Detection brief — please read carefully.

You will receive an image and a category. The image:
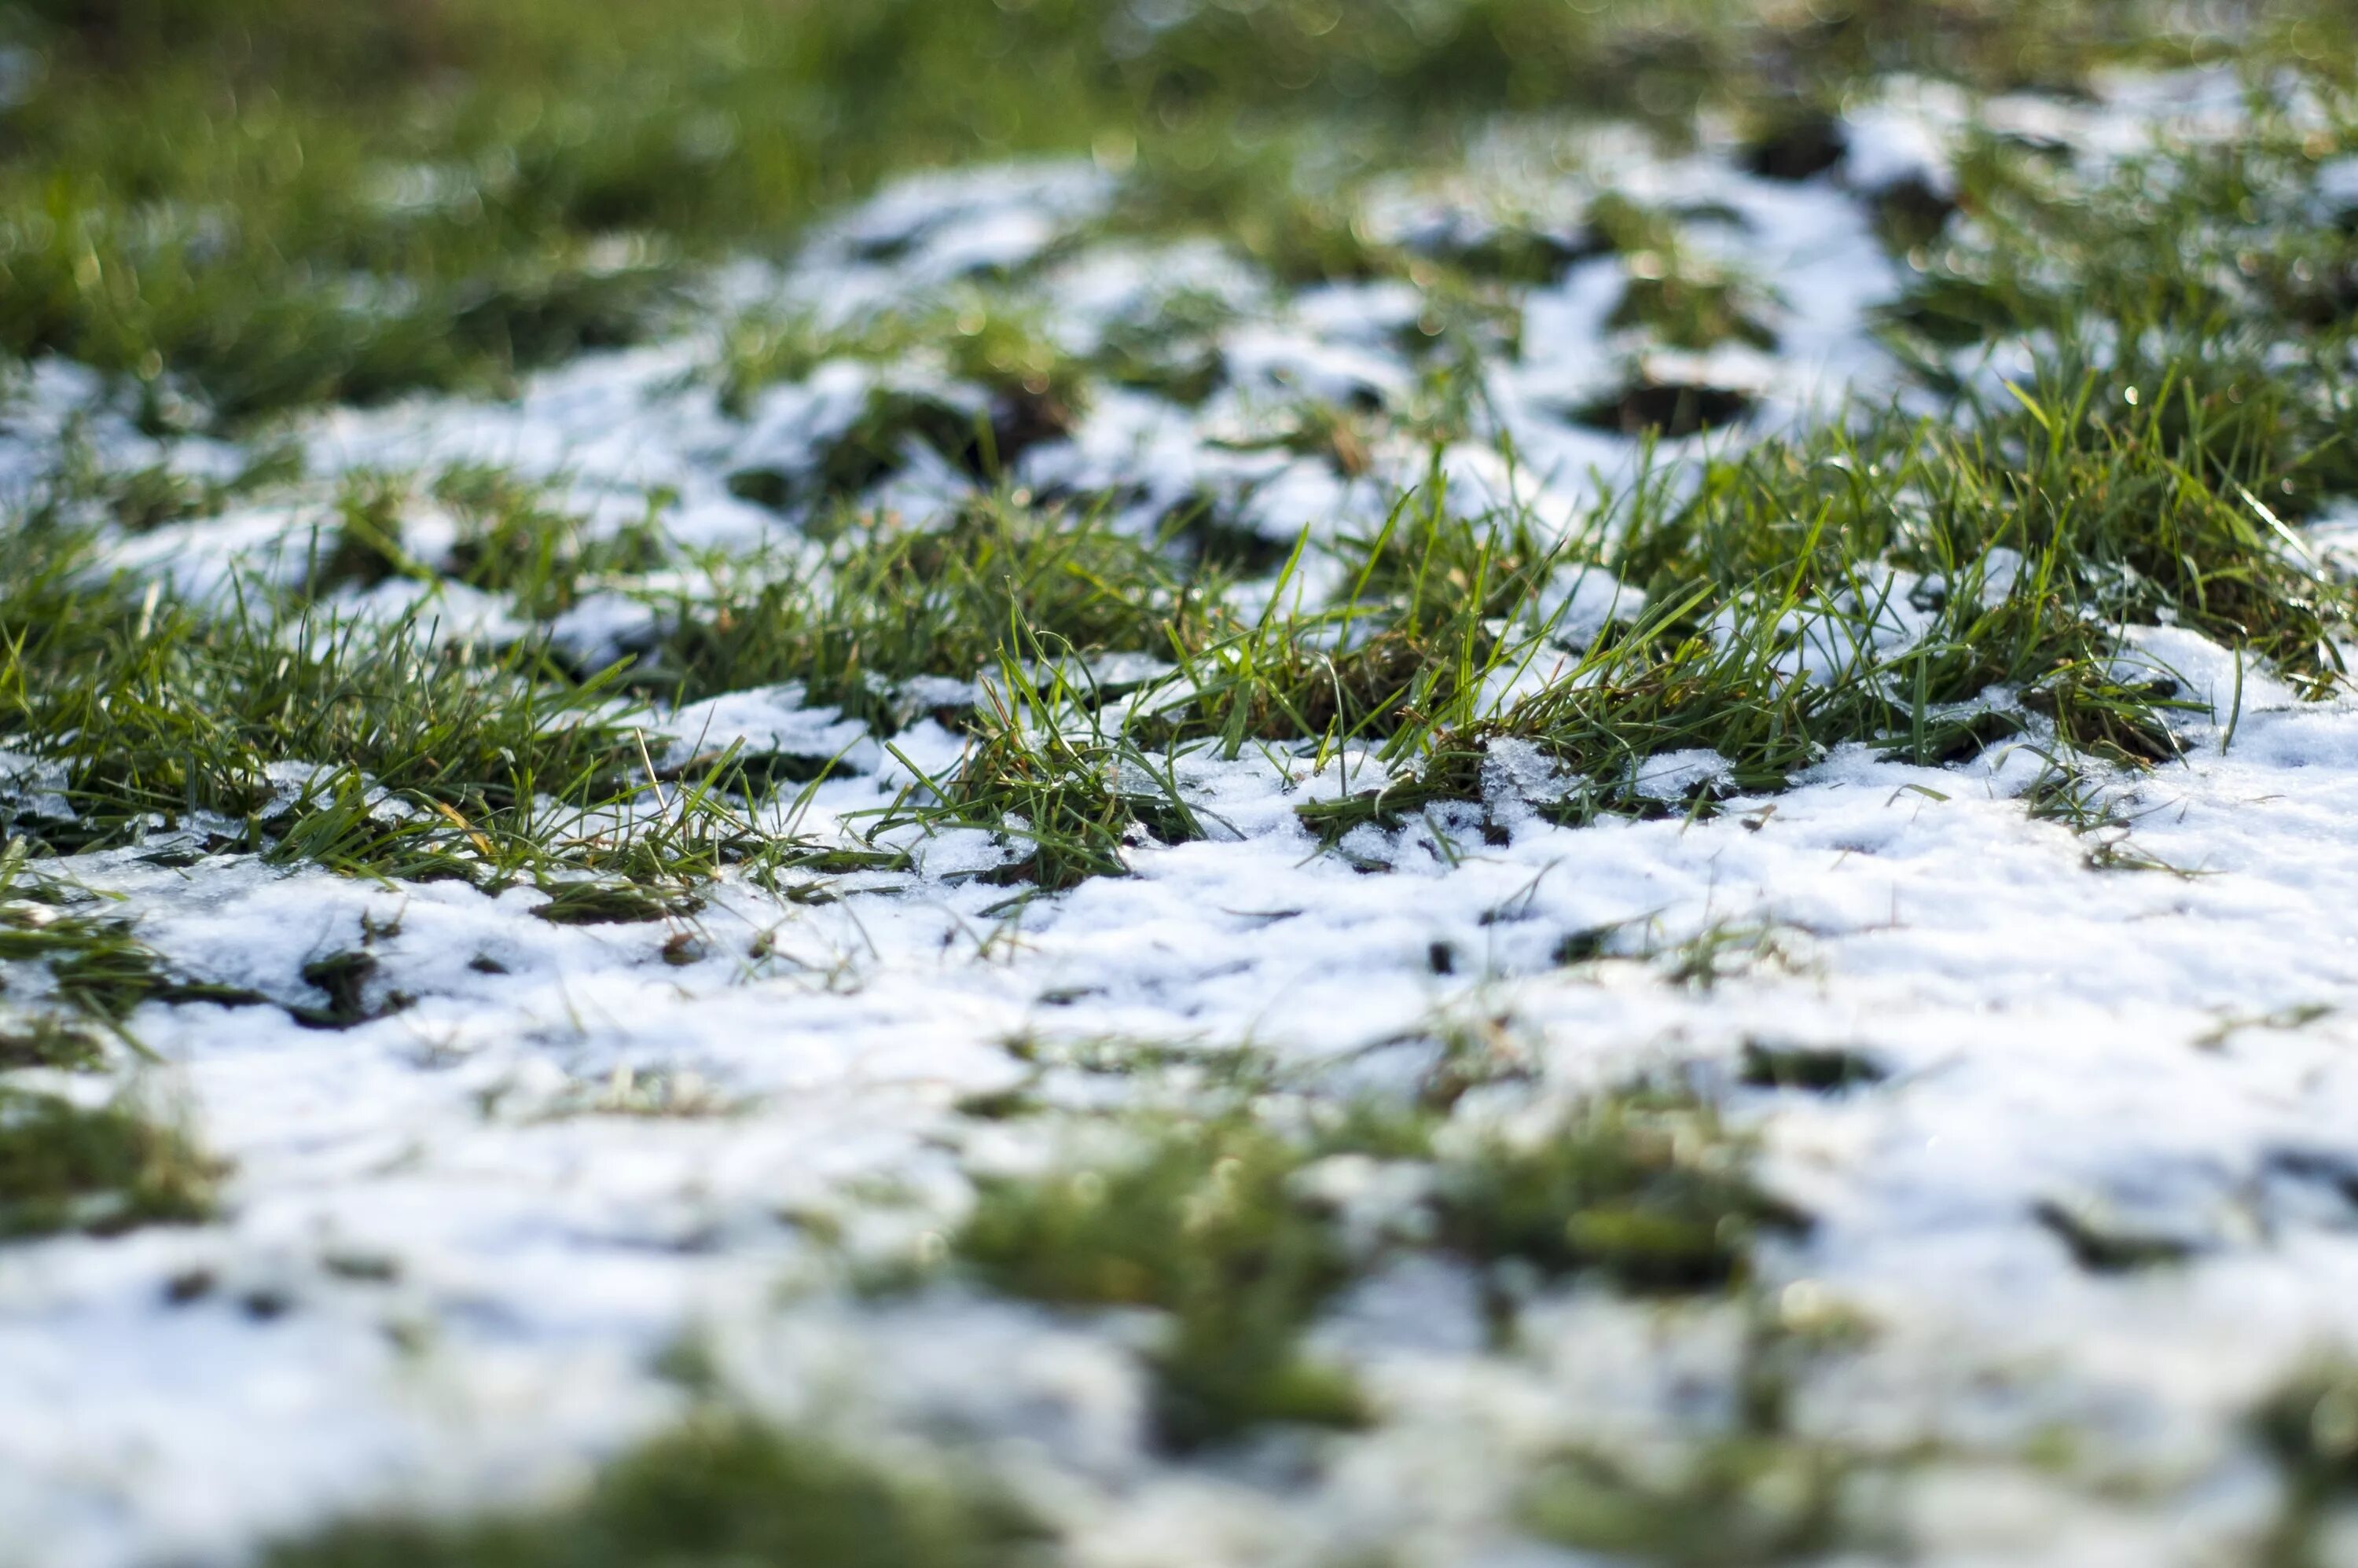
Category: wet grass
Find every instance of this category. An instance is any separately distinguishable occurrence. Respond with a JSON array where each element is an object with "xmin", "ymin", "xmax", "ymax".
[{"xmin": 266, "ymin": 1412, "xmax": 1041, "ymax": 1568}]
